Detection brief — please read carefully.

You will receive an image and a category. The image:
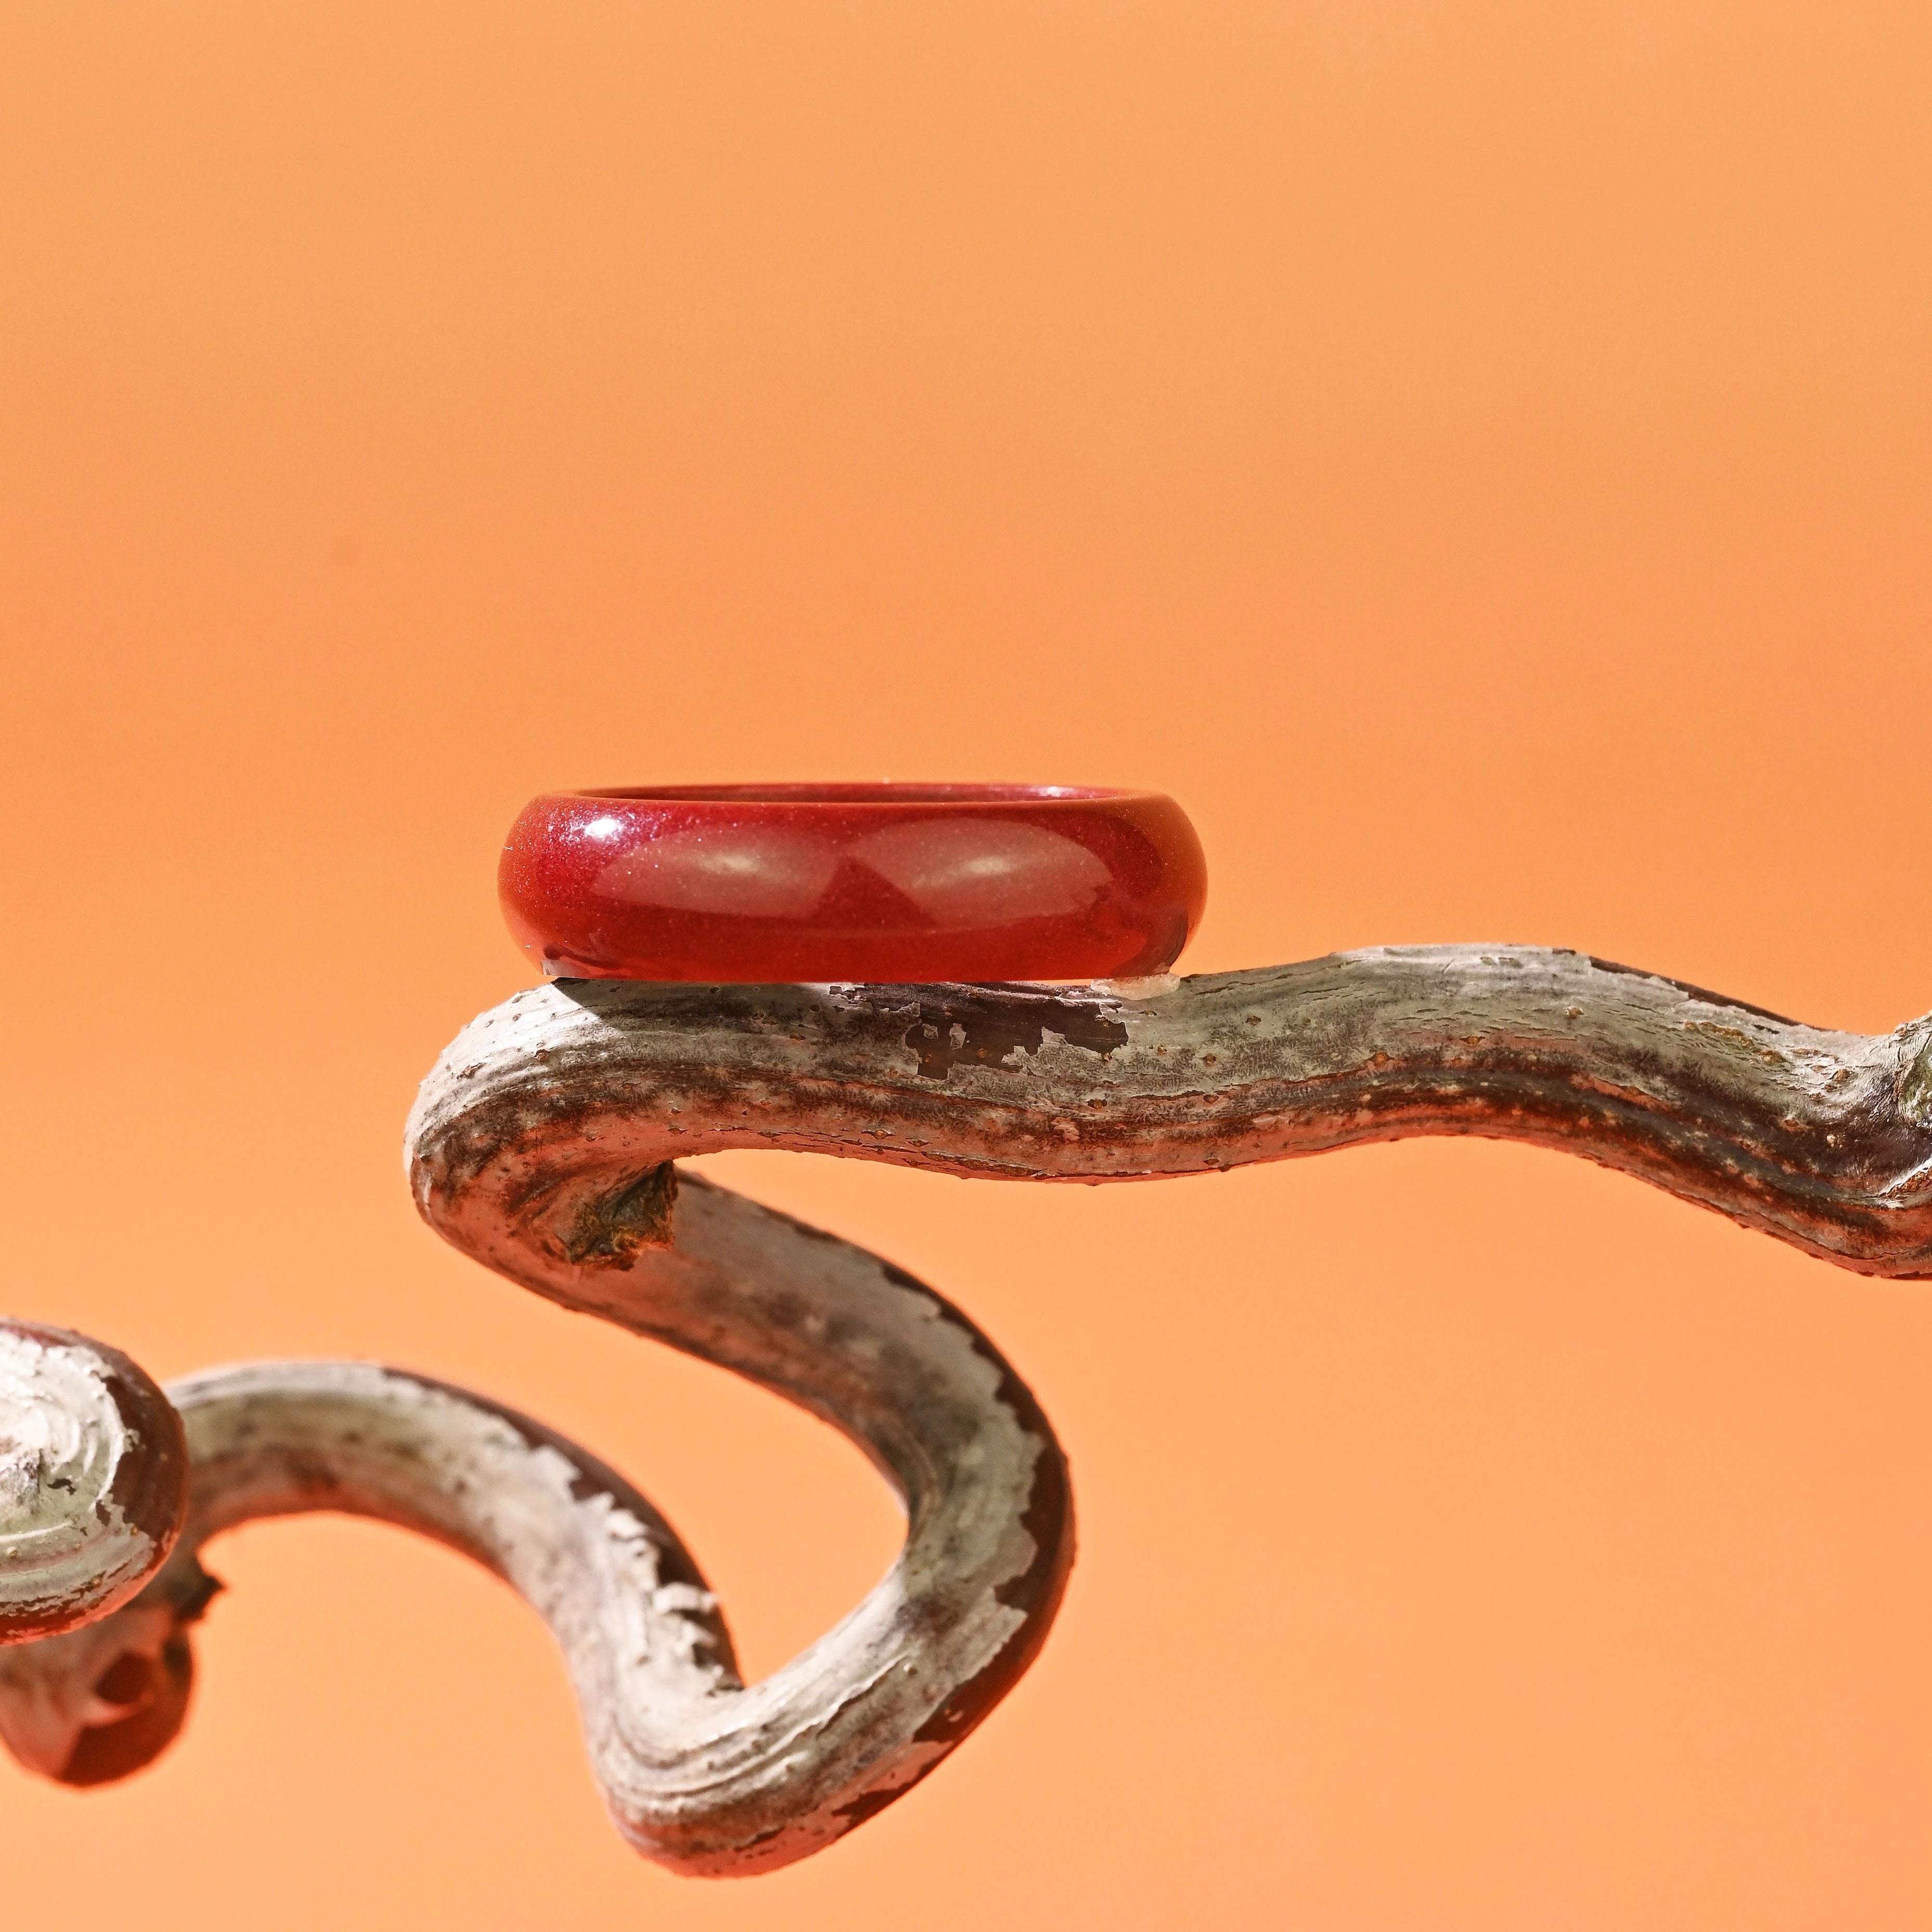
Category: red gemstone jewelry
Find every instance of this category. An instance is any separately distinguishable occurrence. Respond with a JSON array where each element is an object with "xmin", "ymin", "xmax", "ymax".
[{"xmin": 498, "ymin": 782, "xmax": 1209, "ymax": 983}]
